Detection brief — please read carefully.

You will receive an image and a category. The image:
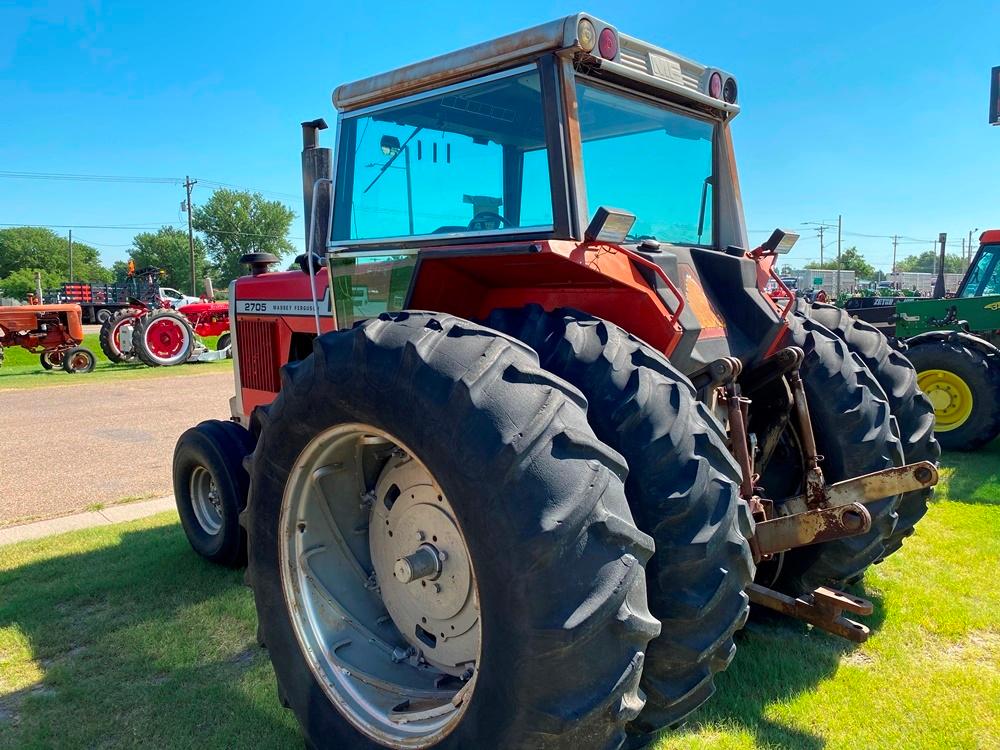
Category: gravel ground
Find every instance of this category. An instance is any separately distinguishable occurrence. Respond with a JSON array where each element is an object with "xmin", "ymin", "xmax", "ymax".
[{"xmin": 0, "ymin": 370, "xmax": 233, "ymax": 526}]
